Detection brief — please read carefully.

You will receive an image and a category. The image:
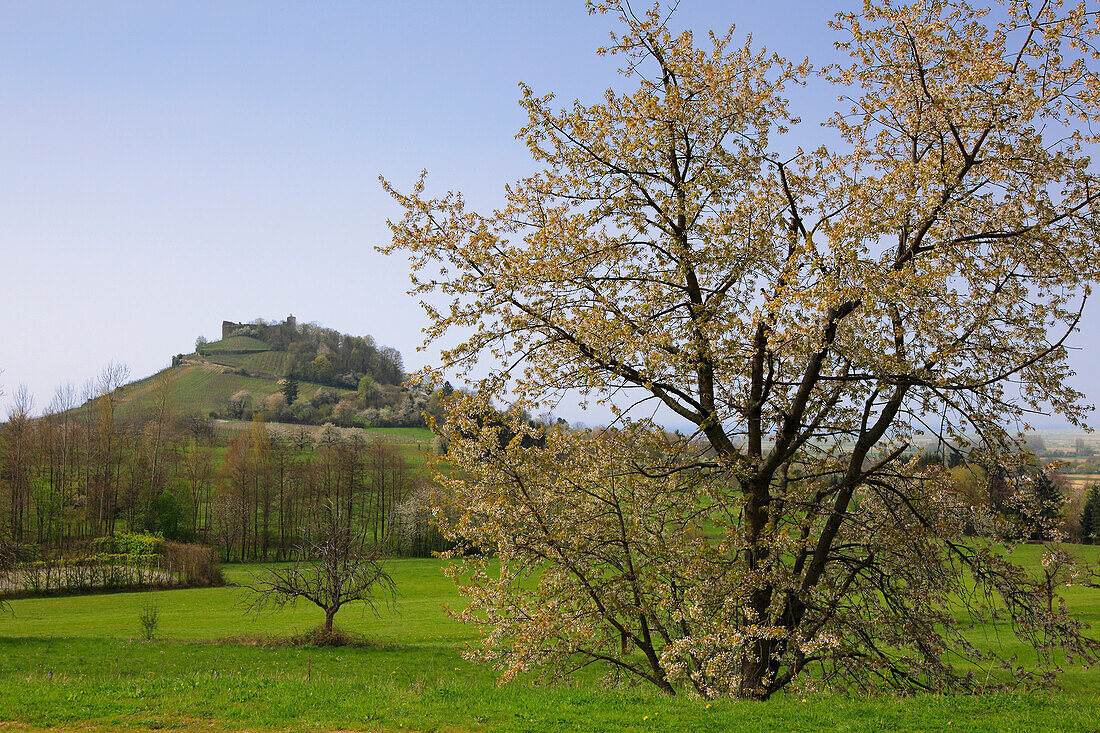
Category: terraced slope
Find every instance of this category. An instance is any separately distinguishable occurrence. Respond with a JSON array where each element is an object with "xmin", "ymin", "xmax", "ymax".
[{"xmin": 201, "ymin": 350, "xmax": 291, "ymax": 376}]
